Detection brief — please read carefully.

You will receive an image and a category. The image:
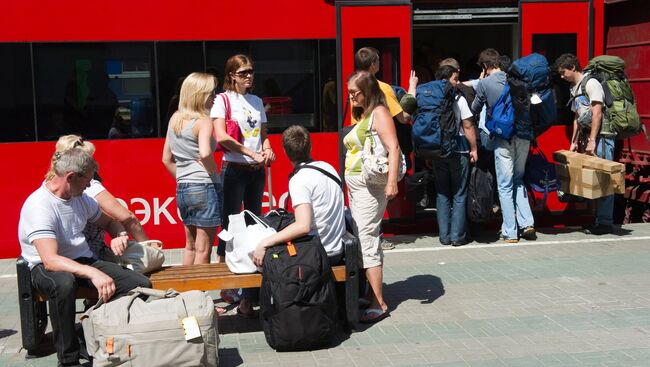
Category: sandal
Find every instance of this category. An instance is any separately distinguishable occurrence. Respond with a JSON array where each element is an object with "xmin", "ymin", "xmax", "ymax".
[
  {"xmin": 380, "ymin": 240, "xmax": 395, "ymax": 251},
  {"xmin": 360, "ymin": 308, "xmax": 390, "ymax": 324},
  {"xmin": 235, "ymin": 306, "xmax": 258, "ymax": 319}
]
